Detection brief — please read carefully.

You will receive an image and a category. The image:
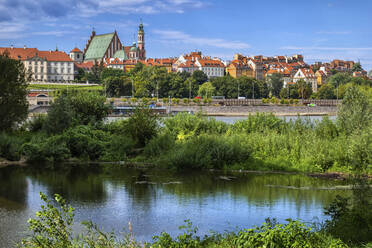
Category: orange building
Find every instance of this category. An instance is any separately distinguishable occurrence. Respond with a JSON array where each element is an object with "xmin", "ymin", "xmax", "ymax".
[{"xmin": 226, "ymin": 60, "xmax": 254, "ymax": 78}]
